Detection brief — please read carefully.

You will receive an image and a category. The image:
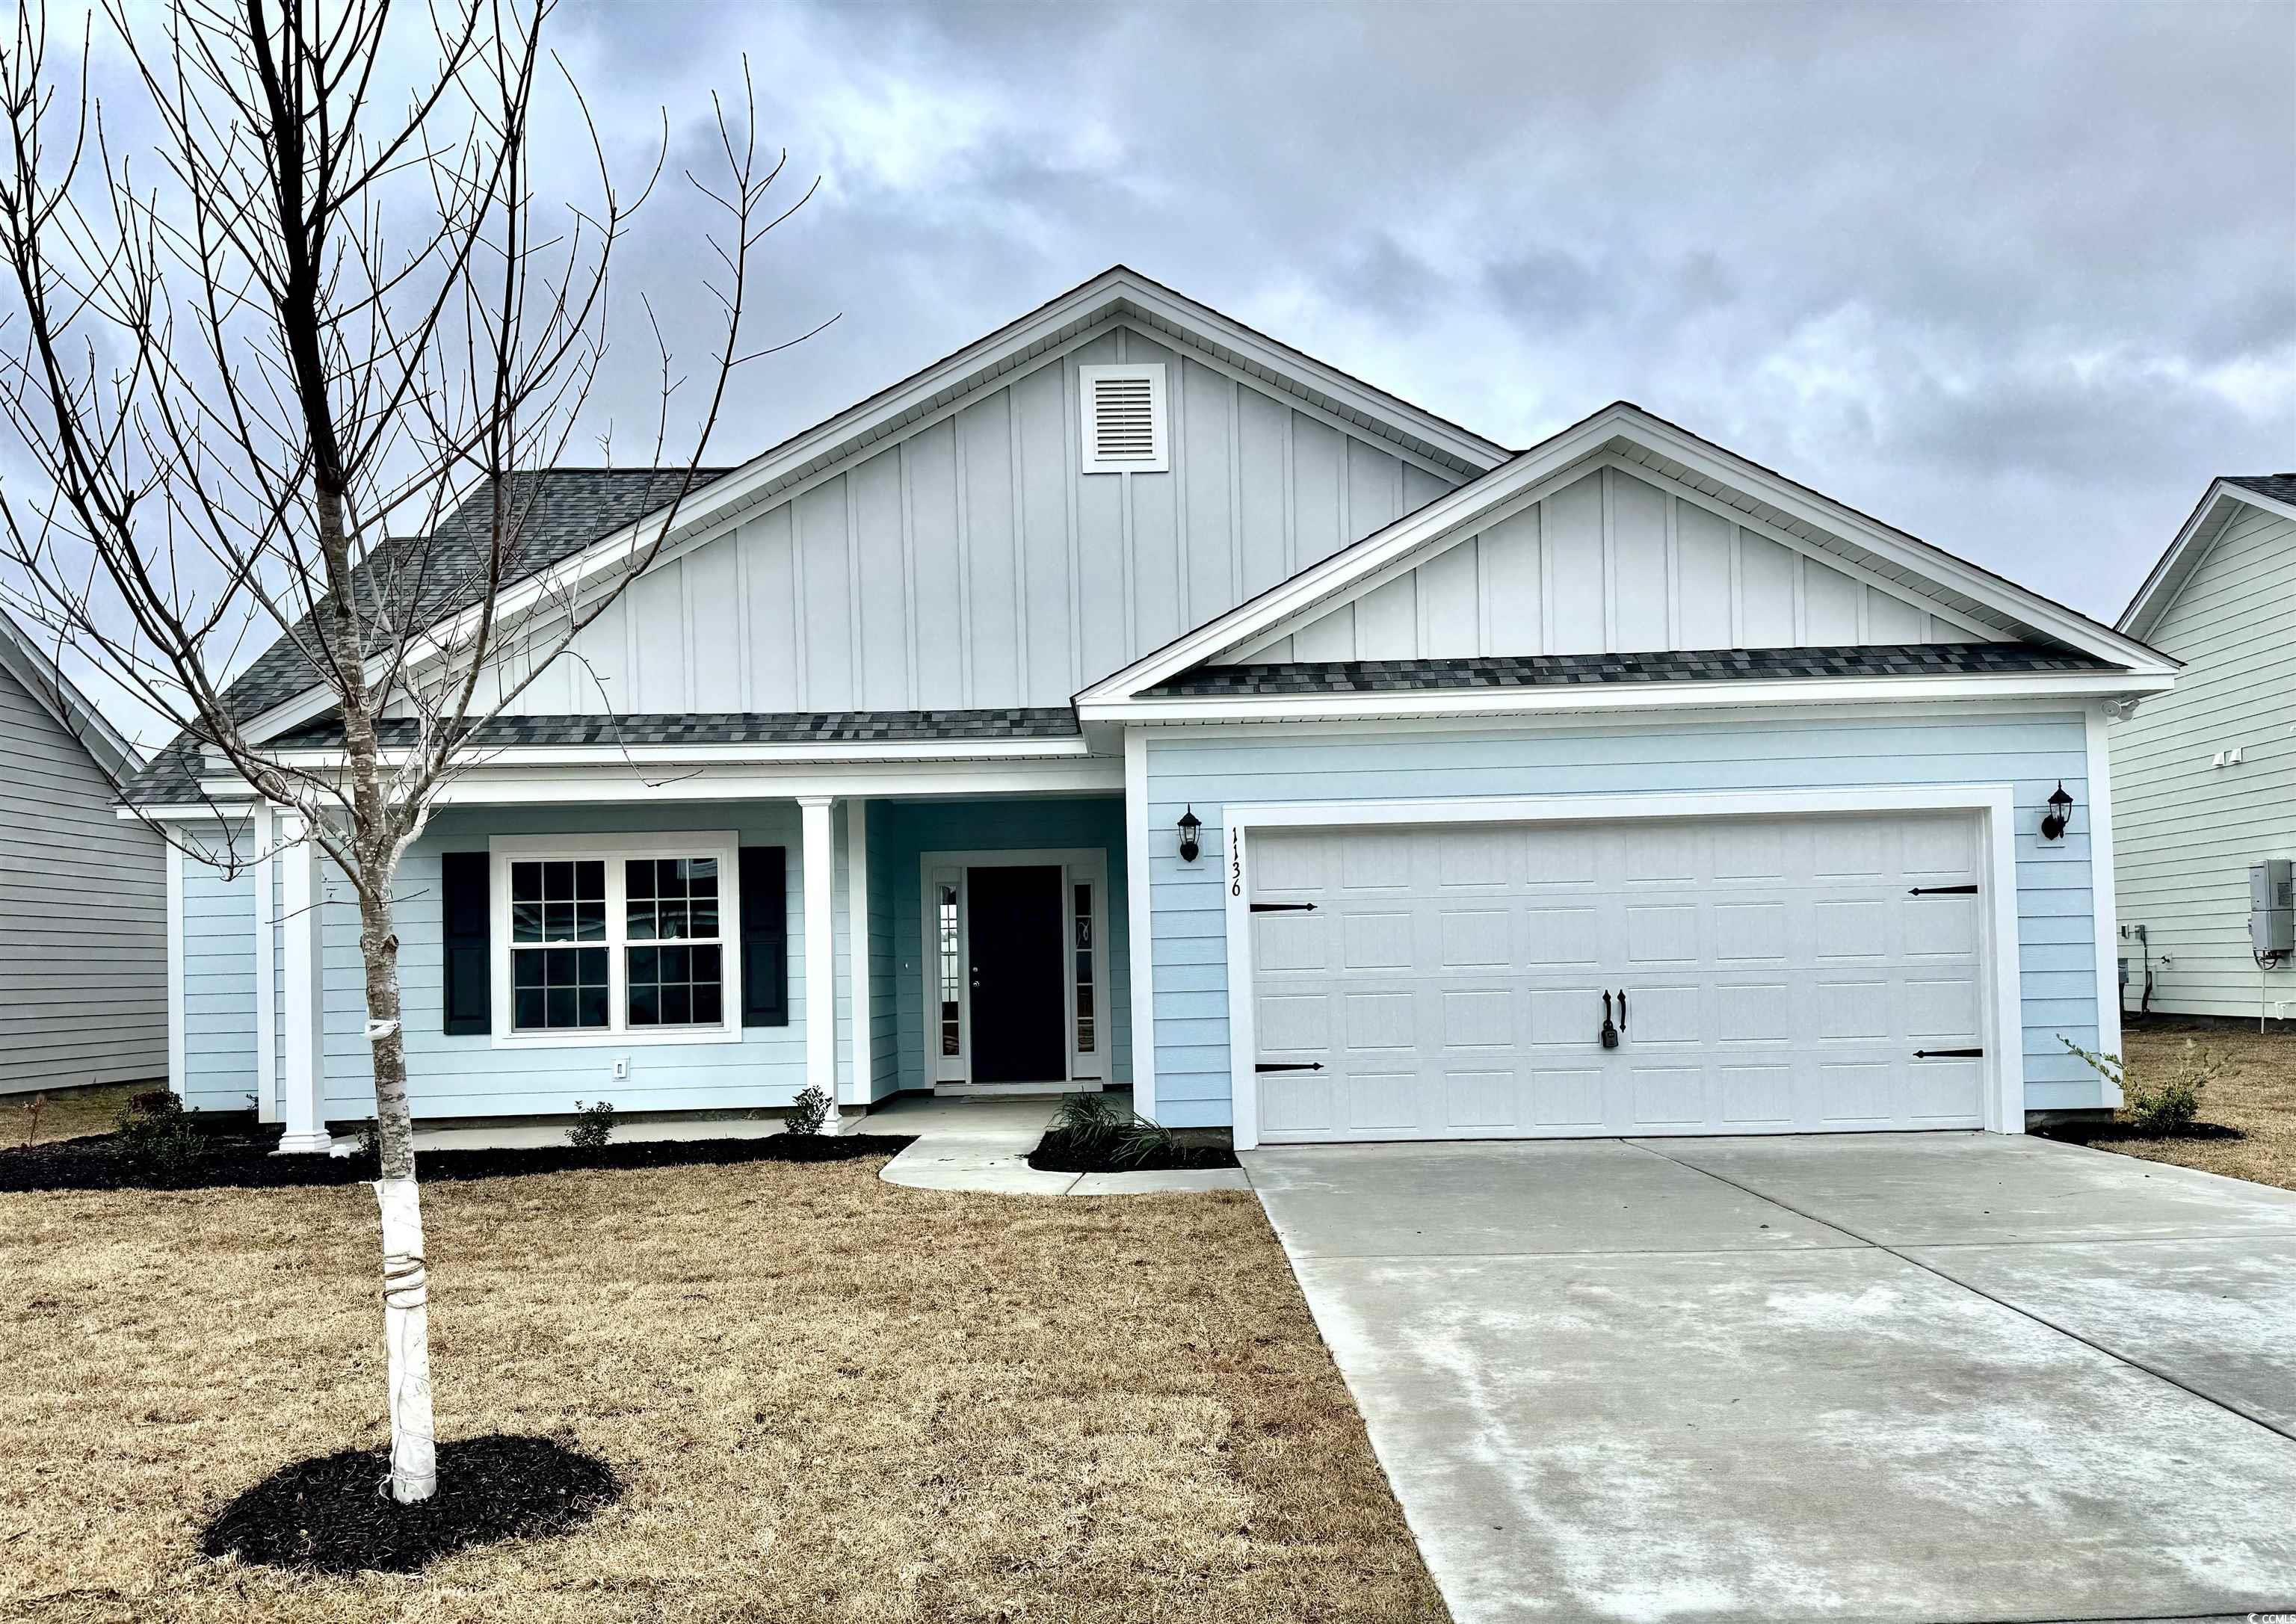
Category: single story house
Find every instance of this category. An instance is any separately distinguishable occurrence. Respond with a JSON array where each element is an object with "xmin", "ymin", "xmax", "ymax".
[
  {"xmin": 126, "ymin": 266, "xmax": 2173, "ymax": 1149},
  {"xmin": 1, "ymin": 605, "xmax": 167, "ymax": 1093},
  {"xmin": 2109, "ymin": 475, "xmax": 2295, "ymax": 1024}
]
